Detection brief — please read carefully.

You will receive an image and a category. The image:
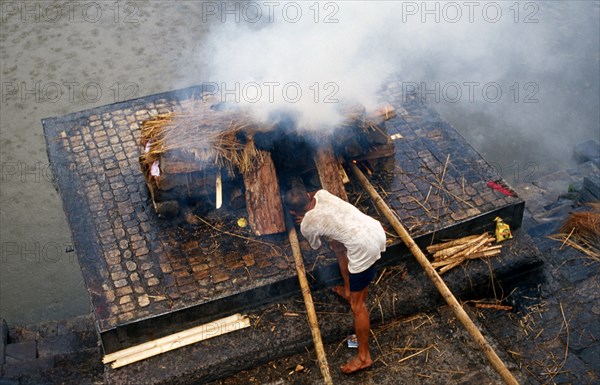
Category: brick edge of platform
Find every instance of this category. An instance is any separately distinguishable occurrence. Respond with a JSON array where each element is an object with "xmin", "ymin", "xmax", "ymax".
[{"xmin": 103, "ymin": 219, "xmax": 541, "ymax": 385}]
